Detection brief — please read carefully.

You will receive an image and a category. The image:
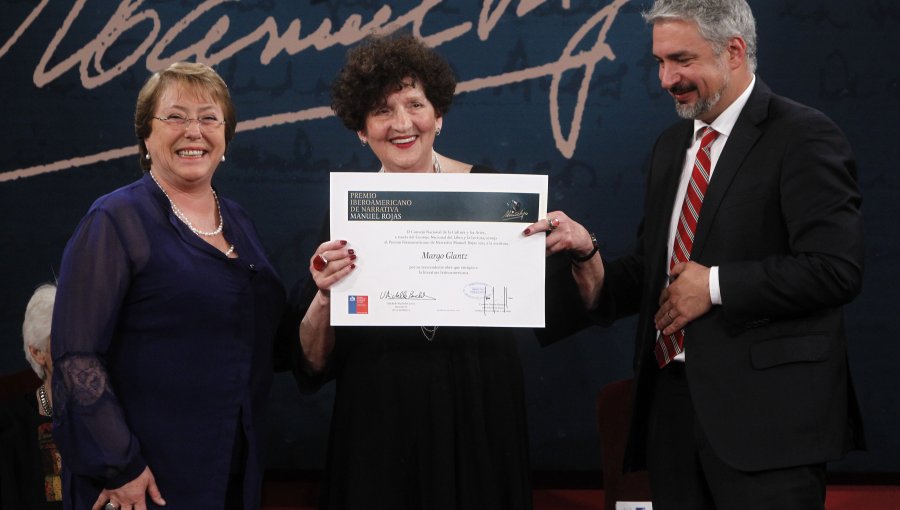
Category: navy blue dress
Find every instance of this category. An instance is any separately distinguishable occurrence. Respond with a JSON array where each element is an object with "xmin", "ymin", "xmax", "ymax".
[{"xmin": 51, "ymin": 173, "xmax": 286, "ymax": 509}]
